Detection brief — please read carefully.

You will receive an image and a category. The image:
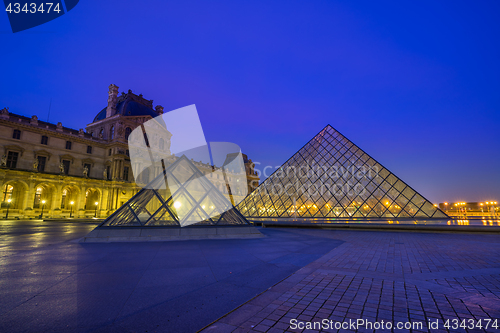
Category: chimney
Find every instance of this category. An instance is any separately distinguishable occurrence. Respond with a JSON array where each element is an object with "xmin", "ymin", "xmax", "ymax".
[{"xmin": 106, "ymin": 84, "xmax": 119, "ymax": 118}]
